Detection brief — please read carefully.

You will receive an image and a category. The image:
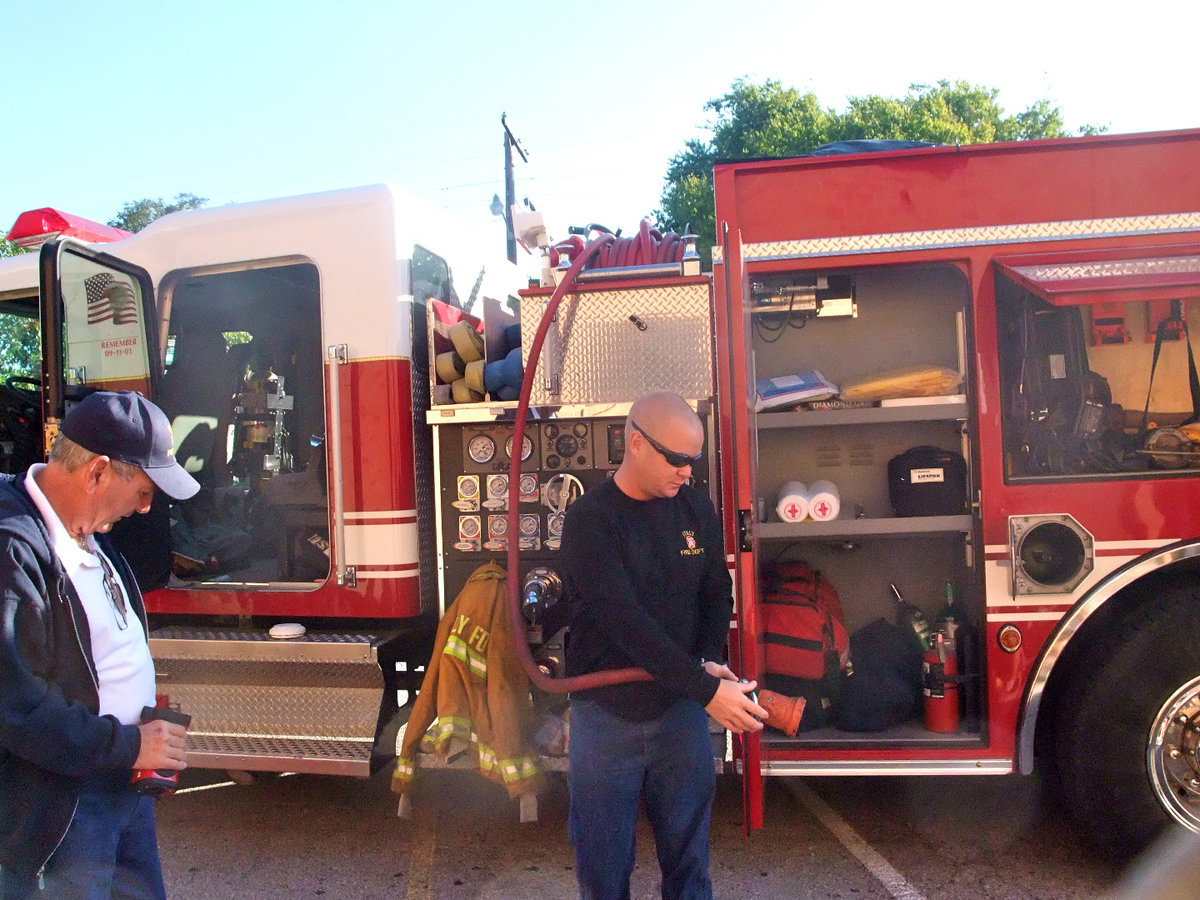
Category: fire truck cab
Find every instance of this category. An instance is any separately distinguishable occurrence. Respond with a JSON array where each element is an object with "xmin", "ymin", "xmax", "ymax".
[{"xmin": 0, "ymin": 185, "xmax": 522, "ymax": 777}]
